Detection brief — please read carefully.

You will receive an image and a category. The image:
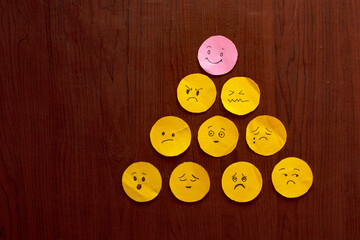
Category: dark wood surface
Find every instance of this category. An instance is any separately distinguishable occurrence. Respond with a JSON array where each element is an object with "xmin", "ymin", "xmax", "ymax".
[{"xmin": 1, "ymin": 0, "xmax": 359, "ymax": 239}]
